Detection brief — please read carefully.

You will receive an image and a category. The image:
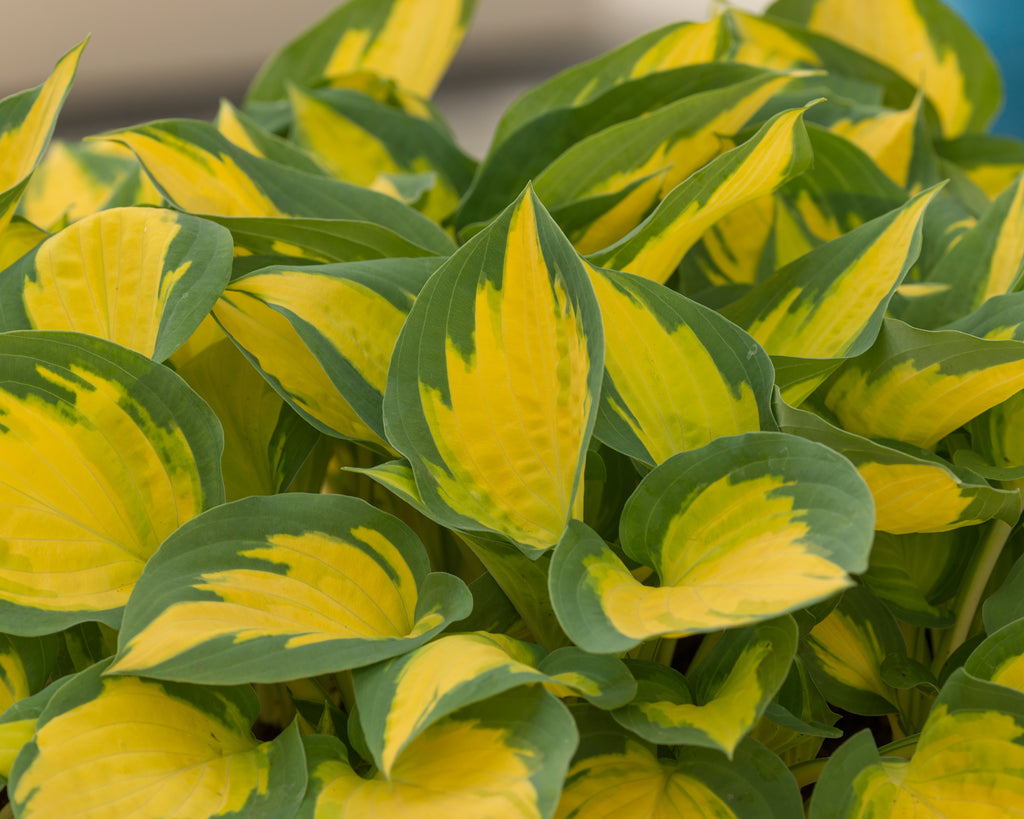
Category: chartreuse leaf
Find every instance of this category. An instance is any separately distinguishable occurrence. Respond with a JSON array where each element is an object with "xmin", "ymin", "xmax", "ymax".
[
  {"xmin": 0, "ymin": 217, "xmax": 46, "ymax": 271},
  {"xmin": 168, "ymin": 322, "xmax": 319, "ymax": 501},
  {"xmin": 0, "ymin": 332, "xmax": 222, "ymax": 634},
  {"xmin": 458, "ymin": 64, "xmax": 769, "ymax": 232},
  {"xmin": 588, "ymin": 106, "xmax": 812, "ymax": 283},
  {"xmin": 493, "ymin": 17, "xmax": 728, "ymax": 148},
  {"xmin": 247, "ymin": 0, "xmax": 477, "ymax": 102},
  {"xmin": 288, "ymin": 86, "xmax": 475, "ymax": 224},
  {"xmin": 19, "ymin": 140, "xmax": 153, "ymax": 229},
  {"xmin": 901, "ymin": 173, "xmax": 1024, "ymax": 329},
  {"xmin": 550, "ymin": 433, "xmax": 873, "ymax": 653},
  {"xmin": 936, "ymin": 134, "xmax": 1024, "ymax": 200},
  {"xmin": 532, "ymin": 71, "xmax": 798, "ymax": 253},
  {"xmin": 810, "ymin": 669, "xmax": 1024, "ymax": 818},
  {"xmin": 768, "ymin": 0, "xmax": 1001, "ymax": 137},
  {"xmin": 775, "ymin": 394, "xmax": 1019, "ymax": 534},
  {"xmin": 353, "ymin": 632, "xmax": 632, "ymax": 779},
  {"xmin": 0, "ymin": 41, "xmax": 85, "ymax": 237},
  {"xmin": 94, "ymin": 119, "xmax": 454, "ymax": 254},
  {"xmin": 299, "ymin": 686, "xmax": 576, "ymax": 819},
  {"xmin": 799, "ymin": 585, "xmax": 902, "ymax": 715},
  {"xmin": 215, "ymin": 257, "xmax": 436, "ymax": 450},
  {"xmin": 383, "ymin": 187, "xmax": 602, "ymax": 557},
  {"xmin": 613, "ymin": 617, "xmax": 797, "ymax": 757},
  {"xmin": 723, "ymin": 186, "xmax": 936, "ymax": 404},
  {"xmin": 0, "ymin": 675, "xmax": 66, "ymax": 785},
  {"xmin": 214, "ymin": 99, "xmax": 325, "ymax": 174},
  {"xmin": 0, "ymin": 207, "xmax": 232, "ymax": 360},
  {"xmin": 556, "ymin": 708, "xmax": 802, "ymax": 819},
  {"xmin": 823, "ymin": 318, "xmax": 1024, "ymax": 450},
  {"xmin": 590, "ymin": 265, "xmax": 774, "ymax": 466},
  {"xmin": 9, "ymin": 660, "xmax": 306, "ymax": 819},
  {"xmin": 110, "ymin": 493, "xmax": 471, "ymax": 684}
]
